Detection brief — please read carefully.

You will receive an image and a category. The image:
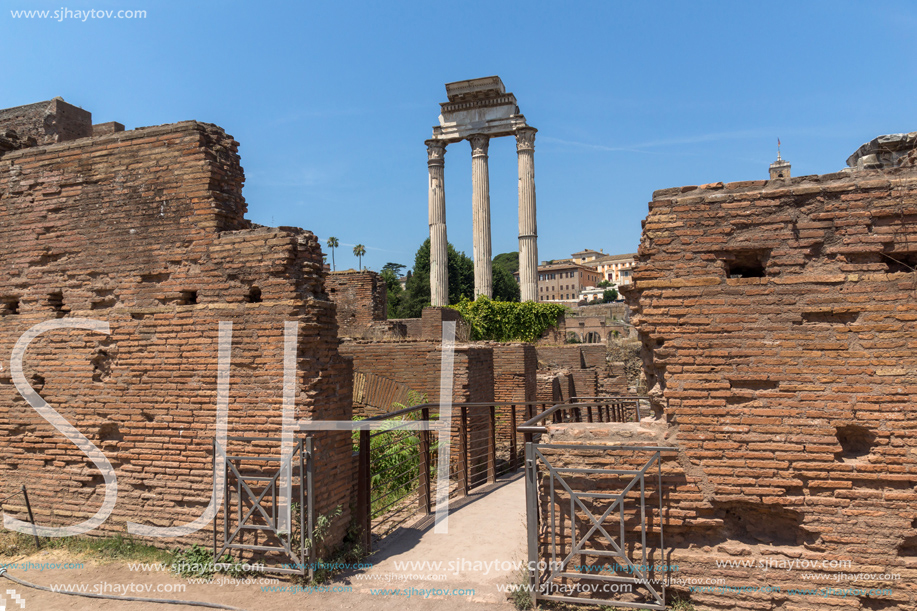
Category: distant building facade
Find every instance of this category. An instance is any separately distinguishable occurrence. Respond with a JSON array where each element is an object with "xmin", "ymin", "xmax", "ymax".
[{"xmin": 515, "ymin": 261, "xmax": 603, "ymax": 305}]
